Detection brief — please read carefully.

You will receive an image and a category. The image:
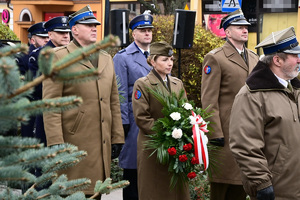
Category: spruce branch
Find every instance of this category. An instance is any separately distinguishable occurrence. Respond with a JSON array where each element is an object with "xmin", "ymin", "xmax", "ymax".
[{"xmin": 6, "ymin": 34, "xmax": 120, "ymax": 99}]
